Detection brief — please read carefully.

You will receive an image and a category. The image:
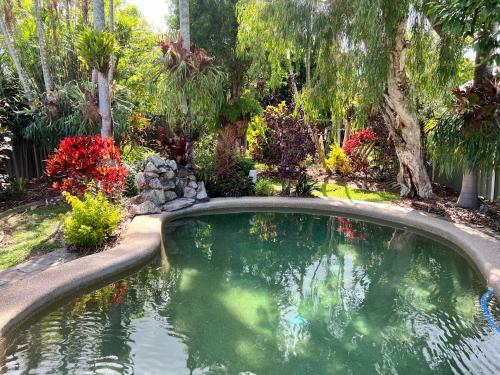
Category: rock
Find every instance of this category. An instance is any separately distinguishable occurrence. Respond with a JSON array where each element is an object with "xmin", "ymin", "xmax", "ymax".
[
  {"xmin": 188, "ymin": 174, "xmax": 197, "ymax": 182},
  {"xmin": 144, "ymin": 172, "xmax": 159, "ymax": 178},
  {"xmin": 135, "ymin": 172, "xmax": 147, "ymax": 191},
  {"xmin": 184, "ymin": 186, "xmax": 197, "ymax": 199},
  {"xmin": 145, "ymin": 161, "xmax": 161, "ymax": 174},
  {"xmin": 147, "ymin": 154, "xmax": 167, "ymax": 168},
  {"xmin": 188, "ymin": 181, "xmax": 198, "ymax": 189},
  {"xmin": 196, "ymin": 182, "xmax": 209, "ymax": 202},
  {"xmin": 148, "ymin": 178, "xmax": 163, "ymax": 190},
  {"xmin": 162, "ymin": 169, "xmax": 176, "ymax": 180},
  {"xmin": 178, "ymin": 168, "xmax": 189, "ymax": 178},
  {"xmin": 165, "ymin": 160, "xmax": 177, "ymax": 171},
  {"xmin": 141, "ymin": 189, "xmax": 166, "ymax": 205},
  {"xmin": 162, "ymin": 198, "xmax": 195, "ymax": 212},
  {"xmin": 165, "ymin": 191, "xmax": 178, "ymax": 202},
  {"xmin": 160, "ymin": 176, "xmax": 176, "ymax": 190},
  {"xmin": 132, "ymin": 201, "xmax": 161, "ymax": 215}
]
